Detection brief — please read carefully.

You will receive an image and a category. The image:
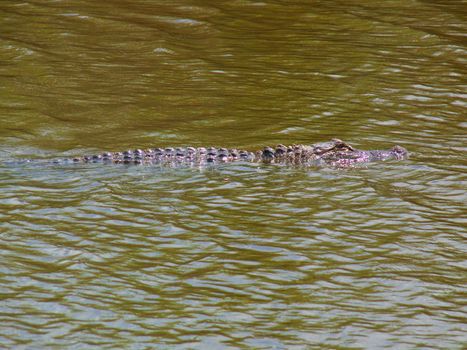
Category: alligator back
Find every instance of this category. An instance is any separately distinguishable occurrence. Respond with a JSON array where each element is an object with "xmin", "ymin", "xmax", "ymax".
[{"xmin": 46, "ymin": 139, "xmax": 408, "ymax": 167}]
